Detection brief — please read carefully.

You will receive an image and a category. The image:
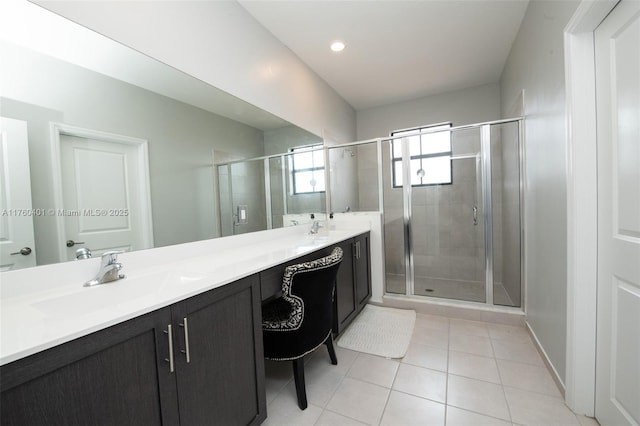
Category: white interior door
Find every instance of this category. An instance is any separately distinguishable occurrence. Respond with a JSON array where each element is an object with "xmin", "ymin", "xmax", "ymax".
[
  {"xmin": 595, "ymin": 1, "xmax": 640, "ymax": 425},
  {"xmin": 0, "ymin": 117, "xmax": 37, "ymax": 270},
  {"xmin": 56, "ymin": 126, "xmax": 153, "ymax": 261}
]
